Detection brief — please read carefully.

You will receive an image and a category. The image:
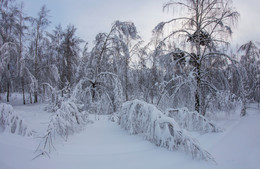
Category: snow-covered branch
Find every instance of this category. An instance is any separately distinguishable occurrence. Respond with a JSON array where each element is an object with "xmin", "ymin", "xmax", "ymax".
[
  {"xmin": 118, "ymin": 100, "xmax": 215, "ymax": 162},
  {"xmin": 165, "ymin": 108, "xmax": 222, "ymax": 133},
  {"xmin": 0, "ymin": 103, "xmax": 34, "ymax": 136}
]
